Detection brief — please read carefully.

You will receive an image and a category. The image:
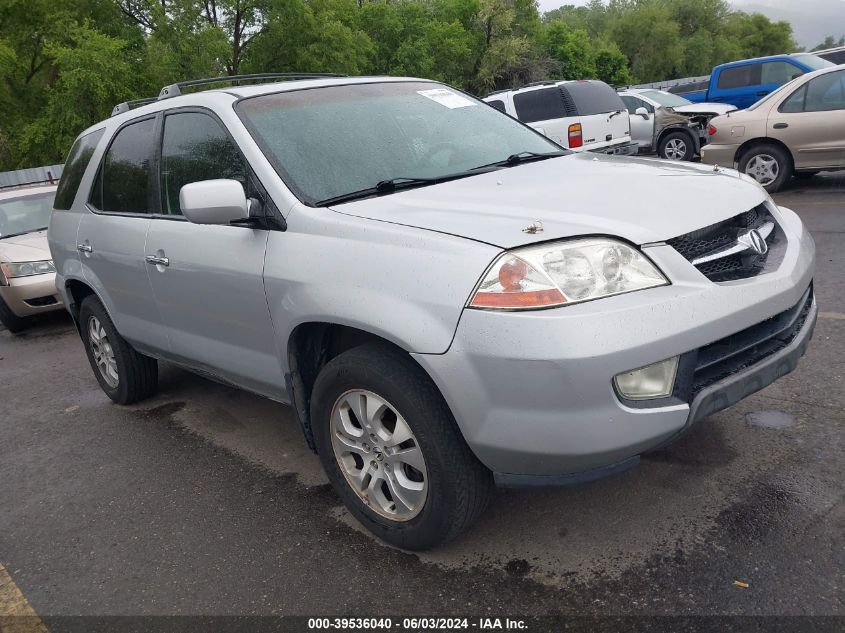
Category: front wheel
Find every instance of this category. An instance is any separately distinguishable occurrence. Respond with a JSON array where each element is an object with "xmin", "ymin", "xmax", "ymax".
[
  {"xmin": 658, "ymin": 130, "xmax": 695, "ymax": 161},
  {"xmin": 311, "ymin": 342, "xmax": 493, "ymax": 550},
  {"xmin": 738, "ymin": 143, "xmax": 792, "ymax": 193},
  {"xmin": 0, "ymin": 294, "xmax": 28, "ymax": 333},
  {"xmin": 79, "ymin": 296, "xmax": 158, "ymax": 404}
]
